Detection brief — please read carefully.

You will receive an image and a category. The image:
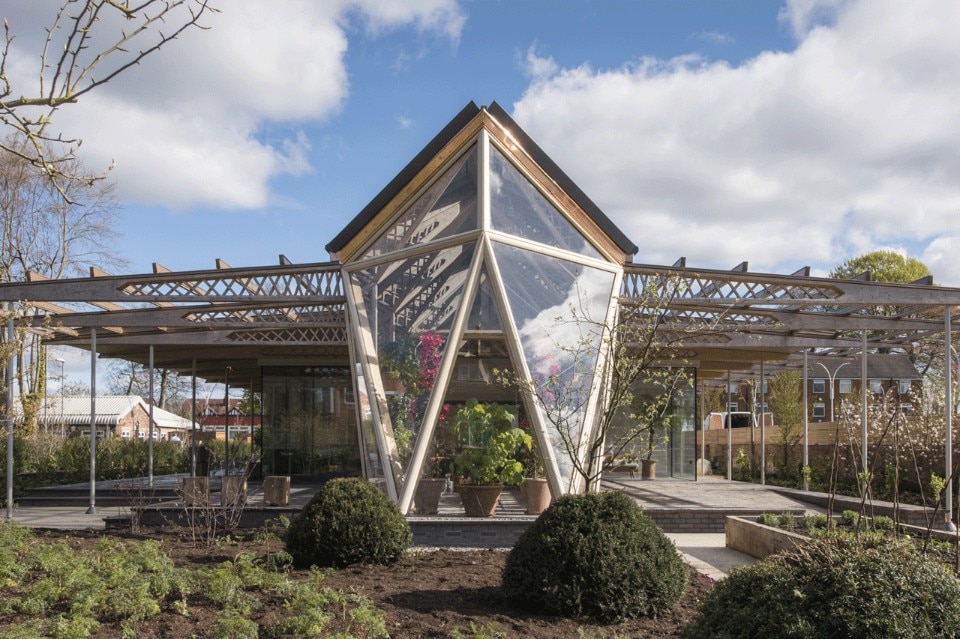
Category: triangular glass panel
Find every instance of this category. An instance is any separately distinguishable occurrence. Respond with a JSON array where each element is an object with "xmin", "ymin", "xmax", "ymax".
[
  {"xmin": 489, "ymin": 145, "xmax": 603, "ymax": 260},
  {"xmin": 361, "ymin": 145, "xmax": 479, "ymax": 261},
  {"xmin": 491, "ymin": 241, "xmax": 616, "ymax": 485},
  {"xmin": 414, "ymin": 263, "xmax": 531, "ymax": 504},
  {"xmin": 348, "ymin": 242, "xmax": 476, "ymax": 487}
]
